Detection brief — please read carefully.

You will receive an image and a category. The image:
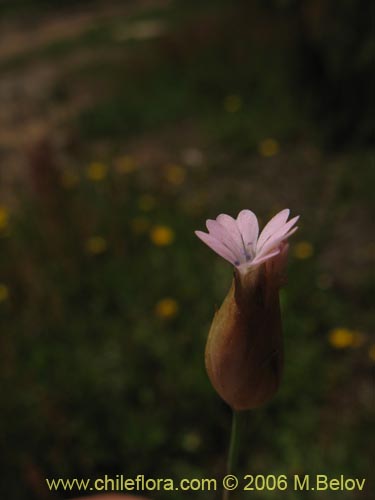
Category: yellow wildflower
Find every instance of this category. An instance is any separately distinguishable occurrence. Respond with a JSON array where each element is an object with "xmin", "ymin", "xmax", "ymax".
[
  {"xmin": 258, "ymin": 138, "xmax": 280, "ymax": 157},
  {"xmin": 131, "ymin": 216, "xmax": 150, "ymax": 234},
  {"xmin": 138, "ymin": 194, "xmax": 156, "ymax": 212},
  {"xmin": 0, "ymin": 284, "xmax": 9, "ymax": 302},
  {"xmin": 114, "ymin": 155, "xmax": 136, "ymax": 174},
  {"xmin": 224, "ymin": 94, "xmax": 242, "ymax": 113},
  {"xmin": 154, "ymin": 298, "xmax": 179, "ymax": 319},
  {"xmin": 86, "ymin": 236, "xmax": 108, "ymax": 255},
  {"xmin": 181, "ymin": 431, "xmax": 202, "ymax": 452},
  {"xmin": 0, "ymin": 207, "xmax": 9, "ymax": 231},
  {"xmin": 61, "ymin": 169, "xmax": 79, "ymax": 189},
  {"xmin": 368, "ymin": 345, "xmax": 375, "ymax": 362},
  {"xmin": 328, "ymin": 328, "xmax": 360, "ymax": 349},
  {"xmin": 294, "ymin": 241, "xmax": 314, "ymax": 259},
  {"xmin": 164, "ymin": 164, "xmax": 186, "ymax": 186},
  {"xmin": 150, "ymin": 225, "xmax": 174, "ymax": 246},
  {"xmin": 86, "ymin": 162, "xmax": 108, "ymax": 181}
]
